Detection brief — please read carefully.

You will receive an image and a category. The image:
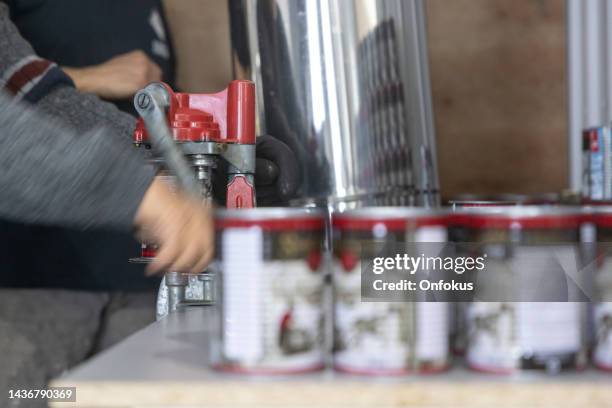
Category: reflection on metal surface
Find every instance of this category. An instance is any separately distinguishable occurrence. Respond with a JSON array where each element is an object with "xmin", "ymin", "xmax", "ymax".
[{"xmin": 229, "ymin": 0, "xmax": 440, "ymax": 207}]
